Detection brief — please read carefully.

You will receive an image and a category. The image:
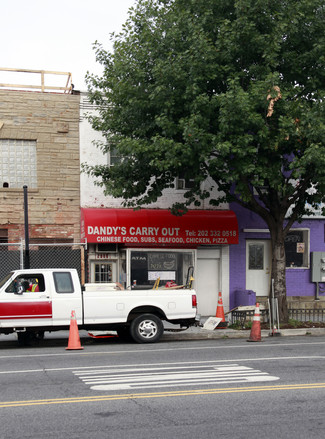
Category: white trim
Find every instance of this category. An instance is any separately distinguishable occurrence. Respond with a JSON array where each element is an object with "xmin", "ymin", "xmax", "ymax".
[
  {"xmin": 243, "ymin": 229, "xmax": 269, "ymax": 233},
  {"xmin": 220, "ymin": 245, "xmax": 230, "ymax": 313}
]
